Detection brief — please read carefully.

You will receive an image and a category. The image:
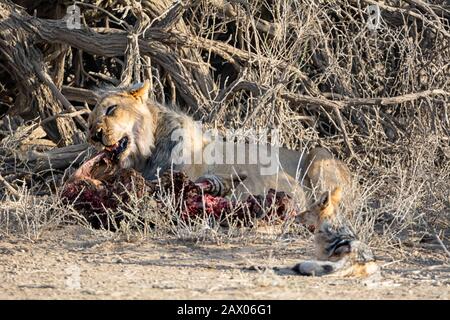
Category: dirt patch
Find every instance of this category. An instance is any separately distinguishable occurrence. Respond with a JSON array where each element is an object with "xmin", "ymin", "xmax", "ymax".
[{"xmin": 0, "ymin": 226, "xmax": 448, "ymax": 300}]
